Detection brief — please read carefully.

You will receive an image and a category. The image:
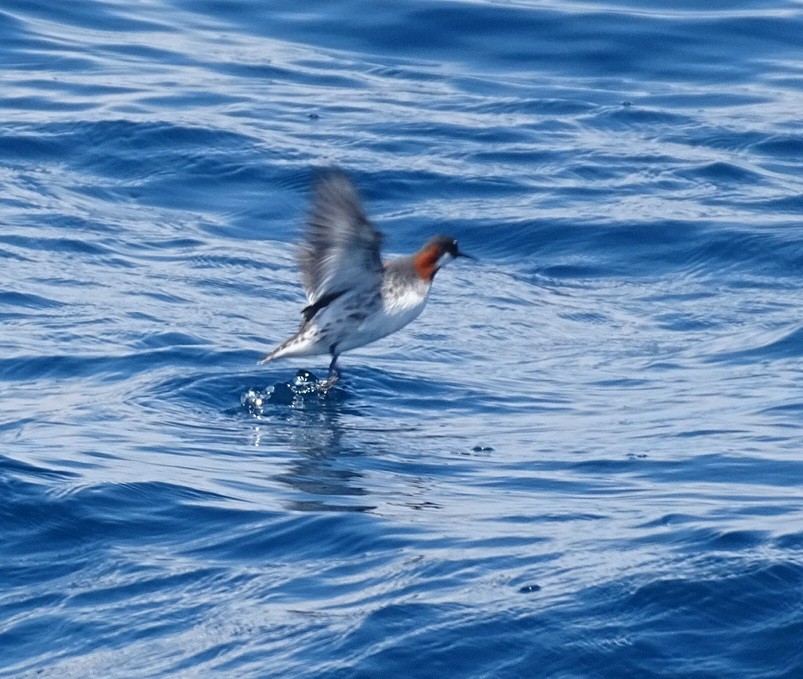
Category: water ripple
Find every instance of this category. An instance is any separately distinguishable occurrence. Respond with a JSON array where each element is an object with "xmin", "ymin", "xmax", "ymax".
[{"xmin": 1, "ymin": 1, "xmax": 802, "ymax": 677}]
